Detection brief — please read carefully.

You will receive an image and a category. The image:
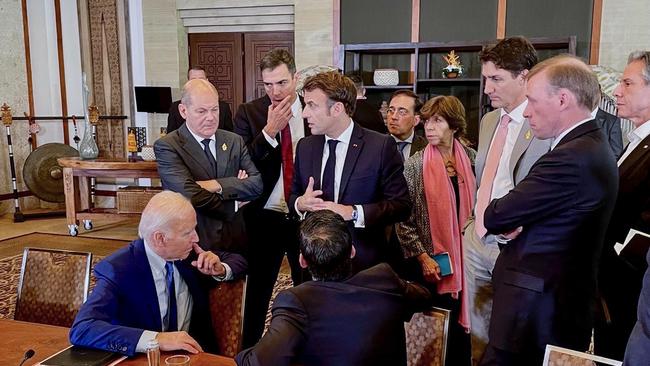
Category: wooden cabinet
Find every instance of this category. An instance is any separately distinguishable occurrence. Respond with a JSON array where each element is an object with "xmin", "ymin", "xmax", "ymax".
[{"xmin": 338, "ymin": 37, "xmax": 576, "ymax": 145}]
